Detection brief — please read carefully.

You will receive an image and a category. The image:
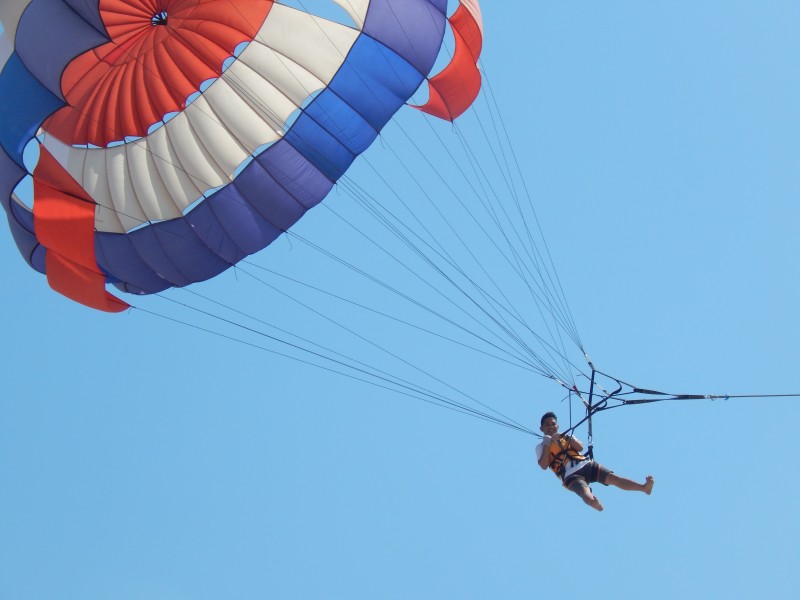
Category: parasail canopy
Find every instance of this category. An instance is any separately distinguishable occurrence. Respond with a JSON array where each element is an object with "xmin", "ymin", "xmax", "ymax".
[{"xmin": 0, "ymin": 0, "xmax": 483, "ymax": 312}]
